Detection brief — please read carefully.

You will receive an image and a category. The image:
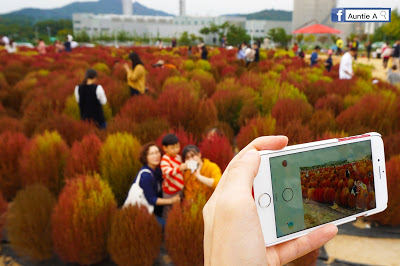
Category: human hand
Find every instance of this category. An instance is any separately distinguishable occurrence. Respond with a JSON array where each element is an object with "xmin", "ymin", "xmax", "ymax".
[
  {"xmin": 170, "ymin": 195, "xmax": 181, "ymax": 204},
  {"xmin": 123, "ymin": 63, "xmax": 129, "ymax": 72},
  {"xmin": 180, "ymin": 163, "xmax": 187, "ymax": 171},
  {"xmin": 203, "ymin": 136, "xmax": 338, "ymax": 265}
]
